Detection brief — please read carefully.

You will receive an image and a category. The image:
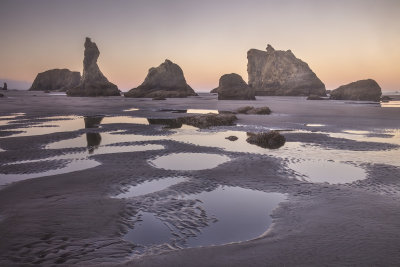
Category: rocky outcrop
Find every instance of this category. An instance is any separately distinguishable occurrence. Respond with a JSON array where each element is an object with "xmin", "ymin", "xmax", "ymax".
[
  {"xmin": 330, "ymin": 79, "xmax": 382, "ymax": 102},
  {"xmin": 179, "ymin": 113, "xmax": 237, "ymax": 128},
  {"xmin": 210, "ymin": 87, "xmax": 218, "ymax": 94},
  {"xmin": 246, "ymin": 131, "xmax": 286, "ymax": 149},
  {"xmin": 236, "ymin": 106, "xmax": 271, "ymax": 114},
  {"xmin": 29, "ymin": 69, "xmax": 80, "ymax": 91},
  {"xmin": 67, "ymin": 38, "xmax": 120, "ymax": 97},
  {"xmin": 215, "ymin": 73, "xmax": 255, "ymax": 100},
  {"xmin": 125, "ymin": 59, "xmax": 196, "ymax": 98},
  {"xmin": 148, "ymin": 114, "xmax": 237, "ymax": 129},
  {"xmin": 247, "ymin": 44, "xmax": 326, "ymax": 96},
  {"xmin": 2, "ymin": 82, "xmax": 7, "ymax": 90}
]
